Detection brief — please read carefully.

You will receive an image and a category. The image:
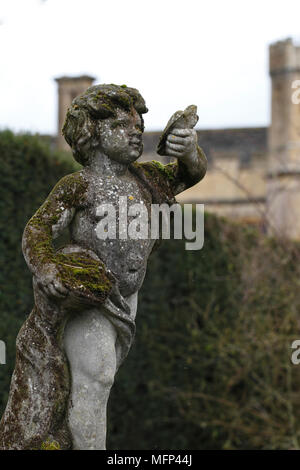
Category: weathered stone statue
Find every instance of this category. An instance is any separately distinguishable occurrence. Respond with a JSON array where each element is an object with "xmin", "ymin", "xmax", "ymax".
[{"xmin": 0, "ymin": 84, "xmax": 207, "ymax": 450}]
